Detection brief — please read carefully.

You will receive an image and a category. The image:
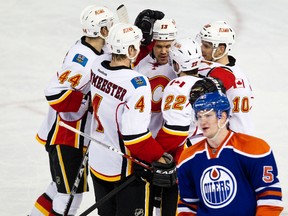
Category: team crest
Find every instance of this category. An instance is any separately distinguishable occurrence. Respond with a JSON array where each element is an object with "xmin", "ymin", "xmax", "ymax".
[
  {"xmin": 72, "ymin": 53, "xmax": 88, "ymax": 67},
  {"xmin": 131, "ymin": 76, "xmax": 147, "ymax": 89},
  {"xmin": 200, "ymin": 165, "xmax": 237, "ymax": 209}
]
